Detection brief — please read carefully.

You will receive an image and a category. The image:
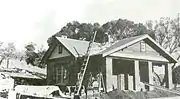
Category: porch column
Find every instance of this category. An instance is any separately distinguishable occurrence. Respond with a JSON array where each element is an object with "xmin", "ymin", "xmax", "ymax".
[
  {"xmin": 128, "ymin": 75, "xmax": 133, "ymax": 90},
  {"xmin": 165, "ymin": 63, "xmax": 173, "ymax": 89},
  {"xmin": 117, "ymin": 74, "xmax": 125, "ymax": 90},
  {"xmin": 124, "ymin": 73, "xmax": 129, "ymax": 90},
  {"xmin": 106, "ymin": 57, "xmax": 117, "ymax": 92},
  {"xmin": 134, "ymin": 60, "xmax": 140, "ymax": 91},
  {"xmin": 117, "ymin": 74, "xmax": 120, "ymax": 90},
  {"xmin": 148, "ymin": 61, "xmax": 154, "ymax": 90}
]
